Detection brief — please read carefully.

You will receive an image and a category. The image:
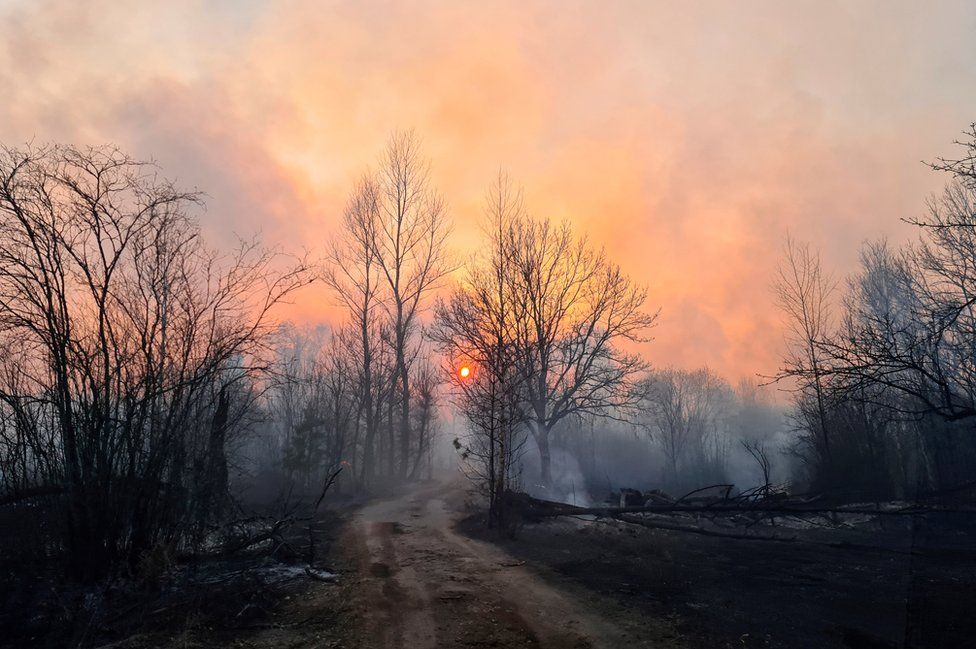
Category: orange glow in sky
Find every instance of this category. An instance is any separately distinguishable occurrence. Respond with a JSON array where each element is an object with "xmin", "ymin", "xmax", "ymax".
[
  {"xmin": 1, "ymin": 1, "xmax": 974, "ymax": 385},
  {"xmin": 459, "ymin": 366, "xmax": 472, "ymax": 380}
]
